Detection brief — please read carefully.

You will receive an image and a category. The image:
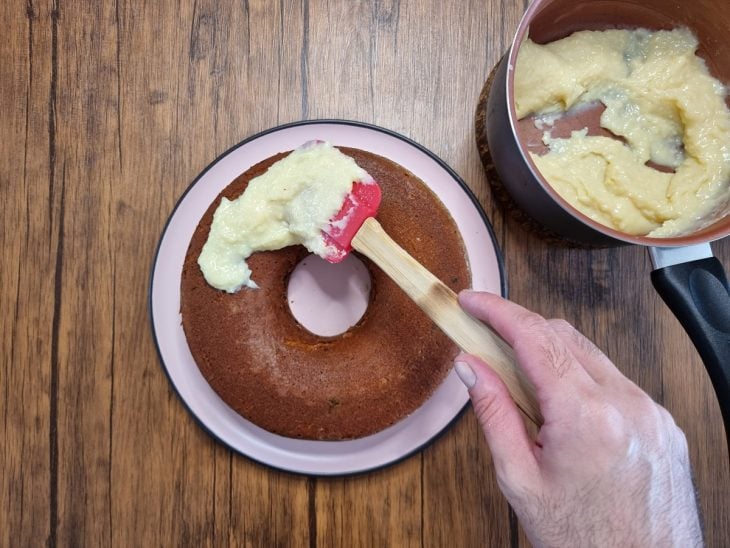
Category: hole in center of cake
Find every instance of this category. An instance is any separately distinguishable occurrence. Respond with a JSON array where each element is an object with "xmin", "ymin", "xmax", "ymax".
[{"xmin": 287, "ymin": 253, "xmax": 372, "ymax": 337}]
